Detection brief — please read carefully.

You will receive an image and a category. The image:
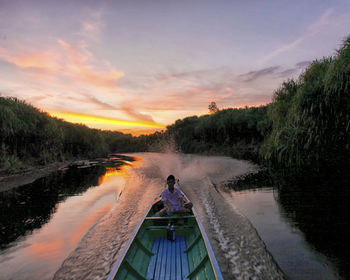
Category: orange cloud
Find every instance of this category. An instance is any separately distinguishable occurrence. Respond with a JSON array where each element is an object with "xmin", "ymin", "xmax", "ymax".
[
  {"xmin": 0, "ymin": 46, "xmax": 59, "ymax": 71},
  {"xmin": 0, "ymin": 40, "xmax": 124, "ymax": 90},
  {"xmin": 11, "ymin": 52, "xmax": 59, "ymax": 70},
  {"xmin": 58, "ymin": 39, "xmax": 124, "ymax": 89}
]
